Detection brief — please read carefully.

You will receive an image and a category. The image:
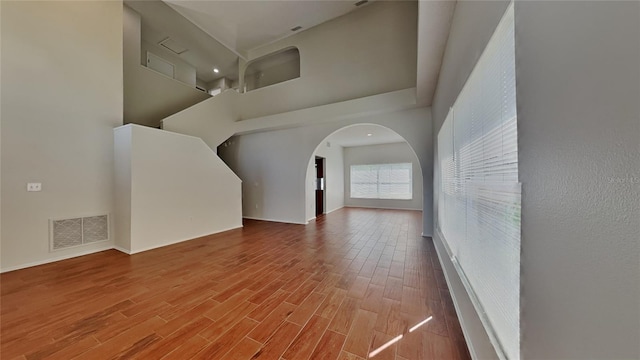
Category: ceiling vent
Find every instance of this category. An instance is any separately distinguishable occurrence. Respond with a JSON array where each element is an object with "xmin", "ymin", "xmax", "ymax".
[
  {"xmin": 291, "ymin": 26, "xmax": 302, "ymax": 32},
  {"xmin": 159, "ymin": 37, "xmax": 188, "ymax": 55},
  {"xmin": 355, "ymin": 0, "xmax": 369, "ymax": 6}
]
